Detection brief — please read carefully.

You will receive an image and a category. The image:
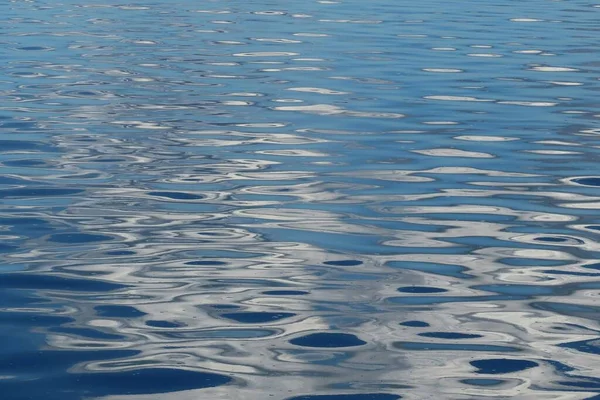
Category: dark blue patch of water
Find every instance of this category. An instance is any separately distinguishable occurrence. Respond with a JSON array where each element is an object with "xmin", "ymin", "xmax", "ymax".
[
  {"xmin": 387, "ymin": 262, "xmax": 474, "ymax": 279},
  {"xmin": 290, "ymin": 333, "xmax": 366, "ymax": 348},
  {"xmin": 397, "ymin": 286, "xmax": 447, "ymax": 293},
  {"xmin": 287, "ymin": 394, "xmax": 400, "ymax": 400},
  {"xmin": 0, "ymin": 274, "xmax": 127, "ymax": 292},
  {"xmin": 324, "ymin": 260, "xmax": 363, "ymax": 267},
  {"xmin": 572, "ymin": 177, "xmax": 600, "ymax": 187},
  {"xmin": 263, "ymin": 290, "xmax": 309, "ymax": 296},
  {"xmin": 419, "ymin": 332, "xmax": 482, "ymax": 339},
  {"xmin": 0, "ymin": 364, "xmax": 231, "ymax": 400},
  {"xmin": 95, "ymin": 305, "xmax": 146, "ymax": 318},
  {"xmin": 394, "ymin": 342, "xmax": 520, "ymax": 352},
  {"xmin": 461, "ymin": 379, "xmax": 505, "ymax": 386},
  {"xmin": 221, "ymin": 312, "xmax": 296, "ymax": 323},
  {"xmin": 399, "ymin": 321, "xmax": 430, "ymax": 327},
  {"xmin": 159, "ymin": 329, "xmax": 278, "ymax": 340},
  {"xmin": 559, "ymin": 339, "xmax": 600, "ymax": 355},
  {"xmin": 147, "ymin": 191, "xmax": 203, "ymax": 200},
  {"xmin": 186, "ymin": 260, "xmax": 228, "ymax": 266},
  {"xmin": 0, "ymin": 187, "xmax": 83, "ymax": 199},
  {"xmin": 0, "ymin": 140, "xmax": 44, "ymax": 151},
  {"xmin": 2, "ymin": 159, "xmax": 48, "ymax": 167},
  {"xmin": 105, "ymin": 250, "xmax": 136, "ymax": 256},
  {"xmin": 146, "ymin": 320, "xmax": 182, "ymax": 328},
  {"xmin": 470, "ymin": 359, "xmax": 538, "ymax": 374},
  {"xmin": 50, "ymin": 326, "xmax": 126, "ymax": 340},
  {"xmin": 49, "ymin": 233, "xmax": 112, "ymax": 243}
]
